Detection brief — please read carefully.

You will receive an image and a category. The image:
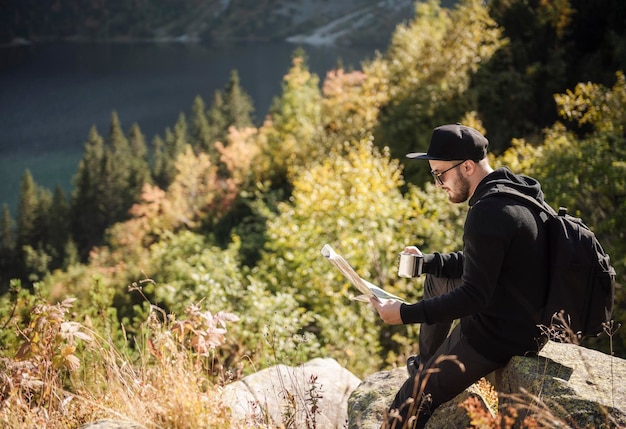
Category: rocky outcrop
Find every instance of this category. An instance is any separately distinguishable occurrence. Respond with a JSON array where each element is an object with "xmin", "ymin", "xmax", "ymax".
[
  {"xmin": 347, "ymin": 367, "xmax": 493, "ymax": 429},
  {"xmin": 348, "ymin": 341, "xmax": 626, "ymax": 428},
  {"xmin": 221, "ymin": 357, "xmax": 361, "ymax": 429},
  {"xmin": 497, "ymin": 341, "xmax": 626, "ymax": 428},
  {"xmin": 80, "ymin": 342, "xmax": 626, "ymax": 429}
]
